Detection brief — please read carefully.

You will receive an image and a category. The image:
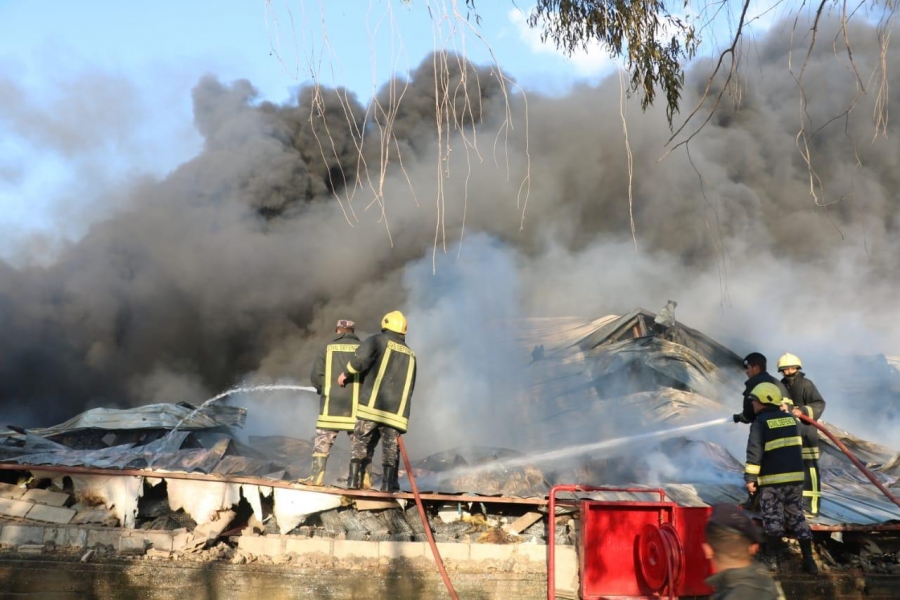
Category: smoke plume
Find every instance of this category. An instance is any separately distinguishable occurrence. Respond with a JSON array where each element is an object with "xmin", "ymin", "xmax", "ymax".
[{"xmin": 2, "ymin": 16, "xmax": 898, "ymax": 455}]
